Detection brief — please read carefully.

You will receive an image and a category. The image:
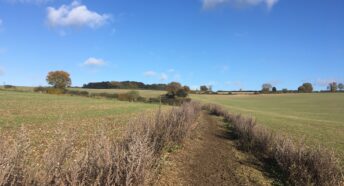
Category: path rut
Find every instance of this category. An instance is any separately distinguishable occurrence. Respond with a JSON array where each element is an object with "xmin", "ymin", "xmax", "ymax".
[{"xmin": 156, "ymin": 112, "xmax": 276, "ymax": 186}]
